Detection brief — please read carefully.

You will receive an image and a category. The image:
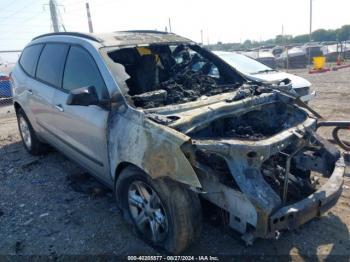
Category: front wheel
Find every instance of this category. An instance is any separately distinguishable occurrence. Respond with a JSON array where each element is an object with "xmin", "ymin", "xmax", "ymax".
[{"xmin": 115, "ymin": 166, "xmax": 202, "ymax": 254}]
